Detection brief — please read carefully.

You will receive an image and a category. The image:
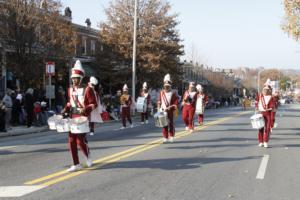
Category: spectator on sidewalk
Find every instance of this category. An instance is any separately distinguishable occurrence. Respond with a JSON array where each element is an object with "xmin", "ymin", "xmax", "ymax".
[
  {"xmin": 24, "ymin": 88, "xmax": 34, "ymax": 128},
  {"xmin": 2, "ymin": 89, "xmax": 13, "ymax": 129},
  {"xmin": 112, "ymin": 90, "xmax": 122, "ymax": 120},
  {"xmin": 0, "ymin": 101, "xmax": 6, "ymax": 132},
  {"xmin": 34, "ymin": 101, "xmax": 42, "ymax": 126},
  {"xmin": 55, "ymin": 86, "xmax": 66, "ymax": 114},
  {"xmin": 11, "ymin": 92, "xmax": 22, "ymax": 126},
  {"xmin": 40, "ymin": 101, "xmax": 48, "ymax": 125}
]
